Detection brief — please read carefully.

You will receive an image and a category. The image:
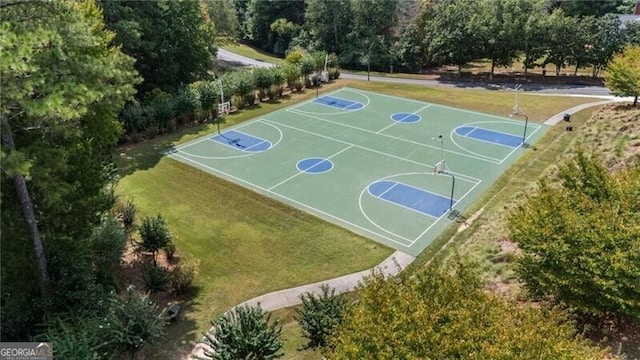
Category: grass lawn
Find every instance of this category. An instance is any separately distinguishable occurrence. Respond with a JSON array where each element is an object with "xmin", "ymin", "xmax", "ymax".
[
  {"xmin": 115, "ymin": 78, "xmax": 604, "ymax": 359},
  {"xmin": 221, "ymin": 43, "xmax": 285, "ymax": 64}
]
